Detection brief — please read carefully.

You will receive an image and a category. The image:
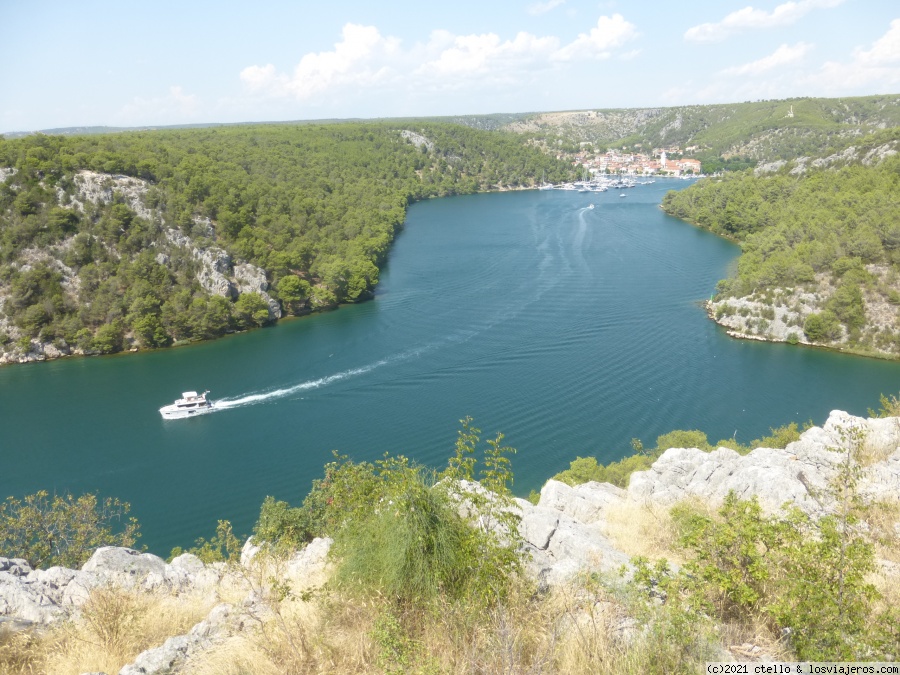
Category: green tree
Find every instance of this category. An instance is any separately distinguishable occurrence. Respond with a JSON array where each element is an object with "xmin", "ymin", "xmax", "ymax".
[
  {"xmin": 804, "ymin": 311, "xmax": 842, "ymax": 342},
  {"xmin": 275, "ymin": 275, "xmax": 310, "ymax": 315},
  {"xmin": 93, "ymin": 321, "xmax": 125, "ymax": 353},
  {"xmin": 0, "ymin": 491, "xmax": 141, "ymax": 569},
  {"xmin": 826, "ymin": 281, "xmax": 866, "ymax": 330},
  {"xmin": 234, "ymin": 292, "xmax": 270, "ymax": 327}
]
